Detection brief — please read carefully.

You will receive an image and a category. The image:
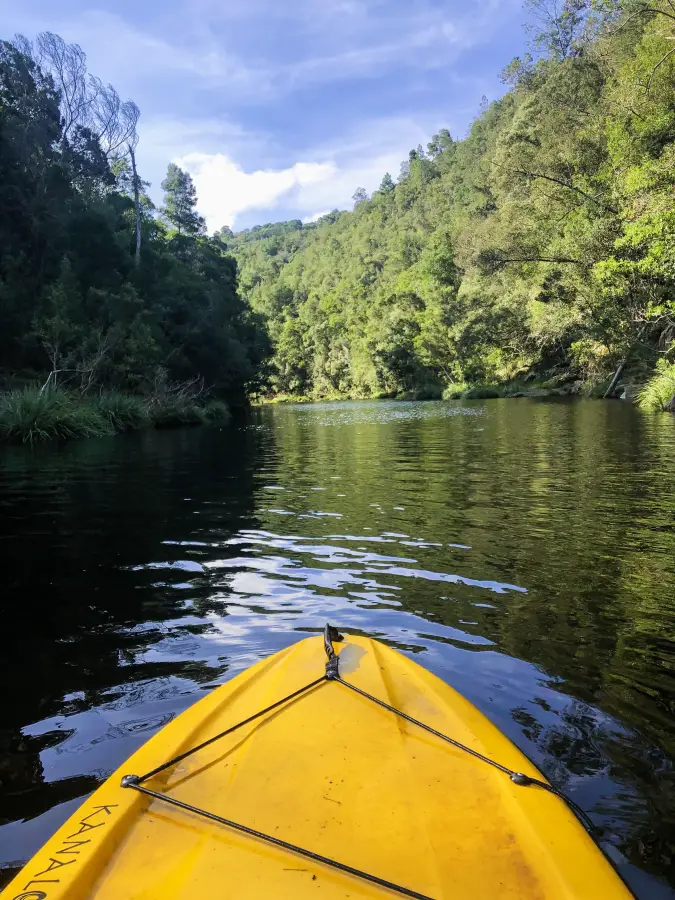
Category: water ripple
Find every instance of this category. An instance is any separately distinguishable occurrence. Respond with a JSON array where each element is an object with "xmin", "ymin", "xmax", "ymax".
[{"xmin": 2, "ymin": 400, "xmax": 675, "ymax": 896}]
